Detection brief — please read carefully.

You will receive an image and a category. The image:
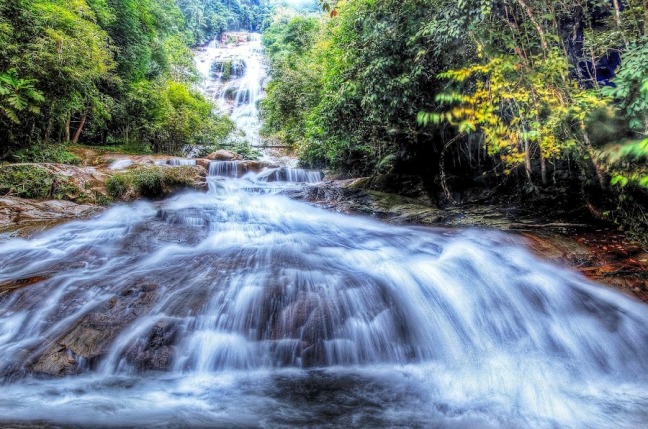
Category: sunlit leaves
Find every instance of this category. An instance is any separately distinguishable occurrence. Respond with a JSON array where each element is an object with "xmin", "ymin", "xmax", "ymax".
[
  {"xmin": 427, "ymin": 49, "xmax": 609, "ymax": 173},
  {"xmin": 0, "ymin": 70, "xmax": 44, "ymax": 124}
]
